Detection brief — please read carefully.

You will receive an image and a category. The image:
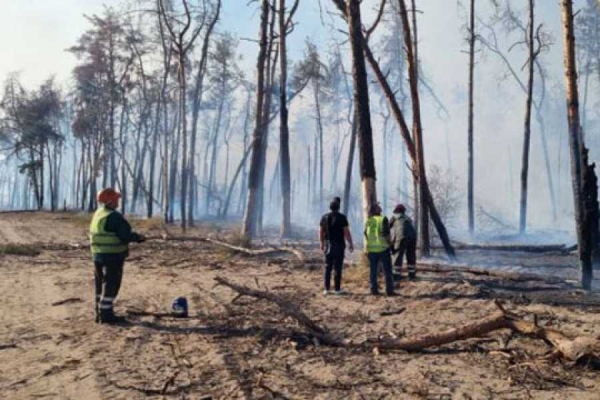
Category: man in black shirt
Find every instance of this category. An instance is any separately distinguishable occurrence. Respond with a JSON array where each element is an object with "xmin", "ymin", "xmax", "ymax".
[{"xmin": 319, "ymin": 200, "xmax": 354, "ymax": 295}]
